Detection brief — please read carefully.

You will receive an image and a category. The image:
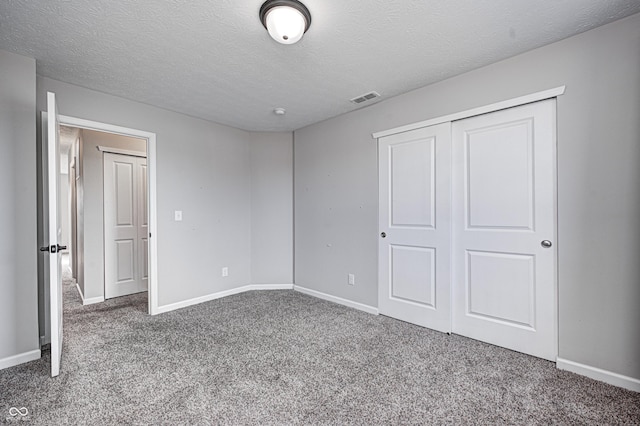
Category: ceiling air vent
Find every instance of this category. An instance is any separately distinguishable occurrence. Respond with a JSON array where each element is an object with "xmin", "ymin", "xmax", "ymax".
[{"xmin": 350, "ymin": 91, "xmax": 381, "ymax": 104}]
